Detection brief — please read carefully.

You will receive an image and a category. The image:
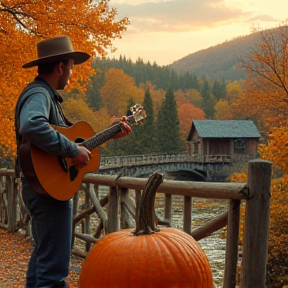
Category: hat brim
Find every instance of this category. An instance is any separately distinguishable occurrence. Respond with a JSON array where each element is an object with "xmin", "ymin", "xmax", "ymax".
[{"xmin": 22, "ymin": 51, "xmax": 91, "ymax": 68}]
